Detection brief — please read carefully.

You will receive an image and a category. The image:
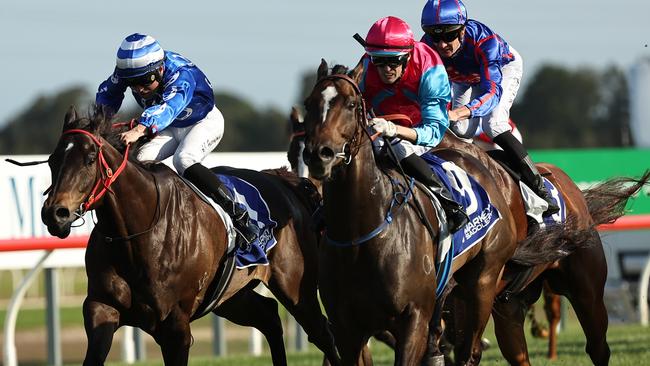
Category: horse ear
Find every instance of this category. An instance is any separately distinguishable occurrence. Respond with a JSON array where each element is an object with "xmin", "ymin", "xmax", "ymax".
[
  {"xmin": 348, "ymin": 60, "xmax": 364, "ymax": 84},
  {"xmin": 317, "ymin": 59, "xmax": 329, "ymax": 80},
  {"xmin": 63, "ymin": 105, "xmax": 78, "ymax": 130},
  {"xmin": 290, "ymin": 106, "xmax": 303, "ymax": 124}
]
